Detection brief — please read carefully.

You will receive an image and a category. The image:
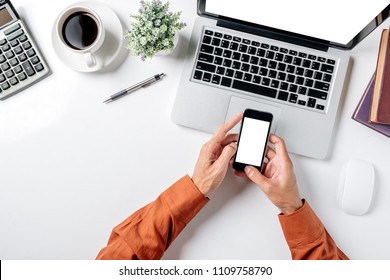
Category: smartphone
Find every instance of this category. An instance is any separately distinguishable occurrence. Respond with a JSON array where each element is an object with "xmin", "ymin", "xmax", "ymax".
[{"xmin": 233, "ymin": 109, "xmax": 273, "ymax": 172}]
